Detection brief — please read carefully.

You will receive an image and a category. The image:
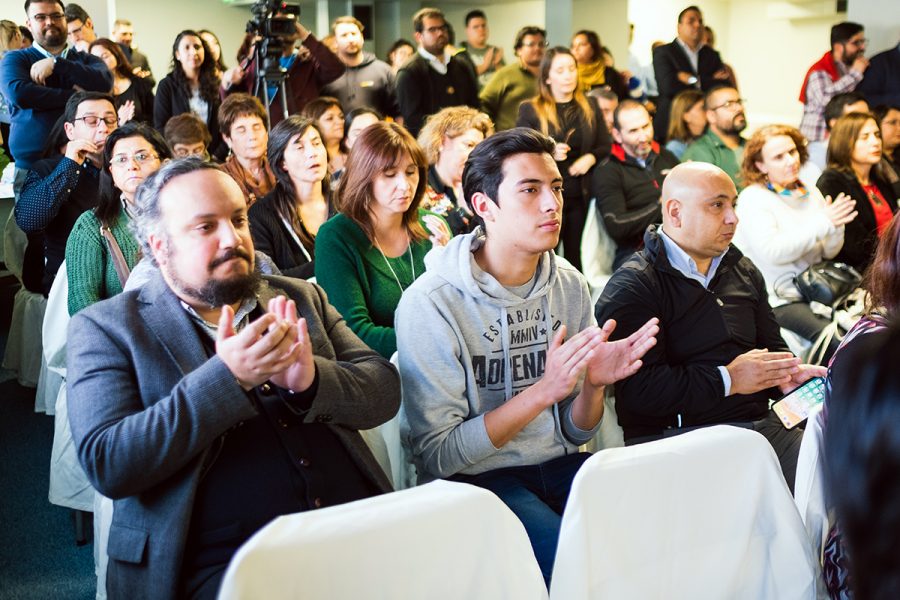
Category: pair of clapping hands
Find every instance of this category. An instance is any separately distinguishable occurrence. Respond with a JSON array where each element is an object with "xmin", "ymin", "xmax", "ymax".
[{"xmin": 215, "ymin": 296, "xmax": 315, "ymax": 393}]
